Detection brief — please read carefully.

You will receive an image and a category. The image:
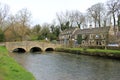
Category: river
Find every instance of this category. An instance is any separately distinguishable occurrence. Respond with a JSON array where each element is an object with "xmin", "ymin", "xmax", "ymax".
[{"xmin": 10, "ymin": 52, "xmax": 120, "ymax": 80}]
